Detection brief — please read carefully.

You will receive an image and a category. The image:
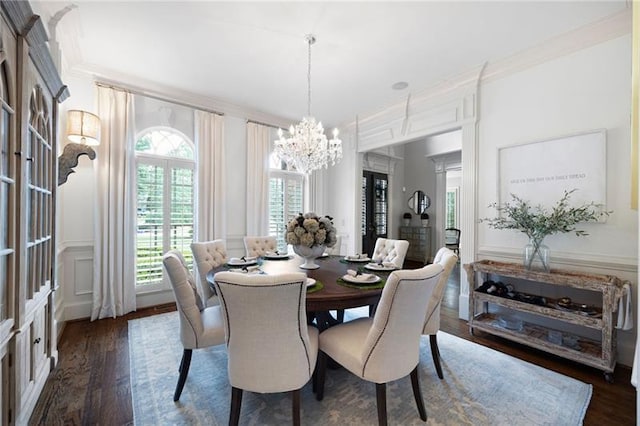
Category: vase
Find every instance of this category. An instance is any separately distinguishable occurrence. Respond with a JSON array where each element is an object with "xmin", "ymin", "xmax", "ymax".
[
  {"xmin": 293, "ymin": 244, "xmax": 326, "ymax": 269},
  {"xmin": 524, "ymin": 238, "xmax": 550, "ymax": 272}
]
